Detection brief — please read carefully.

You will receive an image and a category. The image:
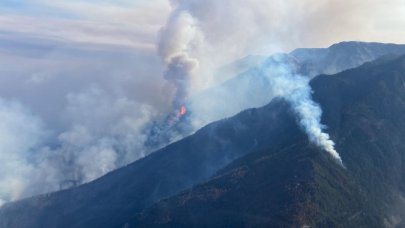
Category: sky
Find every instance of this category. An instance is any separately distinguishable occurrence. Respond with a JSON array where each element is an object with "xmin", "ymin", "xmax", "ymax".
[
  {"xmin": 0, "ymin": 0, "xmax": 405, "ymax": 206},
  {"xmin": 0, "ymin": 0, "xmax": 171, "ymax": 49},
  {"xmin": 0, "ymin": 0, "xmax": 404, "ymax": 52}
]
